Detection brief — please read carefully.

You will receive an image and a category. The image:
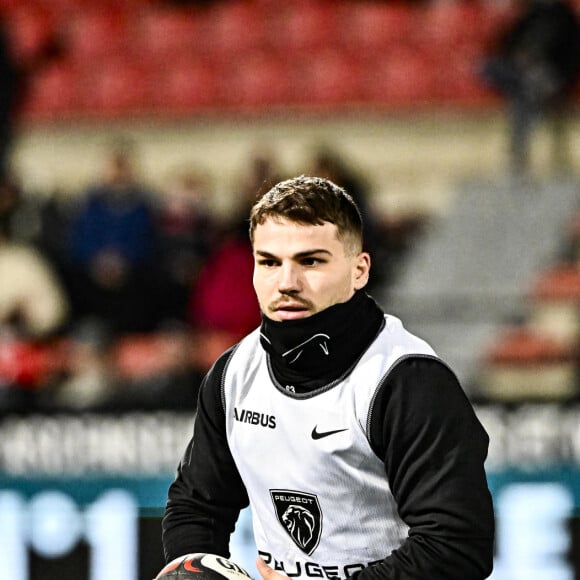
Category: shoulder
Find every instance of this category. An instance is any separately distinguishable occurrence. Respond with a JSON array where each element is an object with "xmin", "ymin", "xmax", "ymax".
[
  {"xmin": 0, "ymin": 243, "xmax": 49, "ymax": 270},
  {"xmin": 376, "ymin": 348, "xmax": 469, "ymax": 421},
  {"xmin": 380, "ymin": 315, "xmax": 437, "ymax": 358},
  {"xmin": 368, "ymin": 355, "xmax": 484, "ymax": 456},
  {"xmin": 382, "ymin": 355, "xmax": 462, "ymax": 402},
  {"xmin": 350, "ymin": 317, "xmax": 437, "ymax": 430}
]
